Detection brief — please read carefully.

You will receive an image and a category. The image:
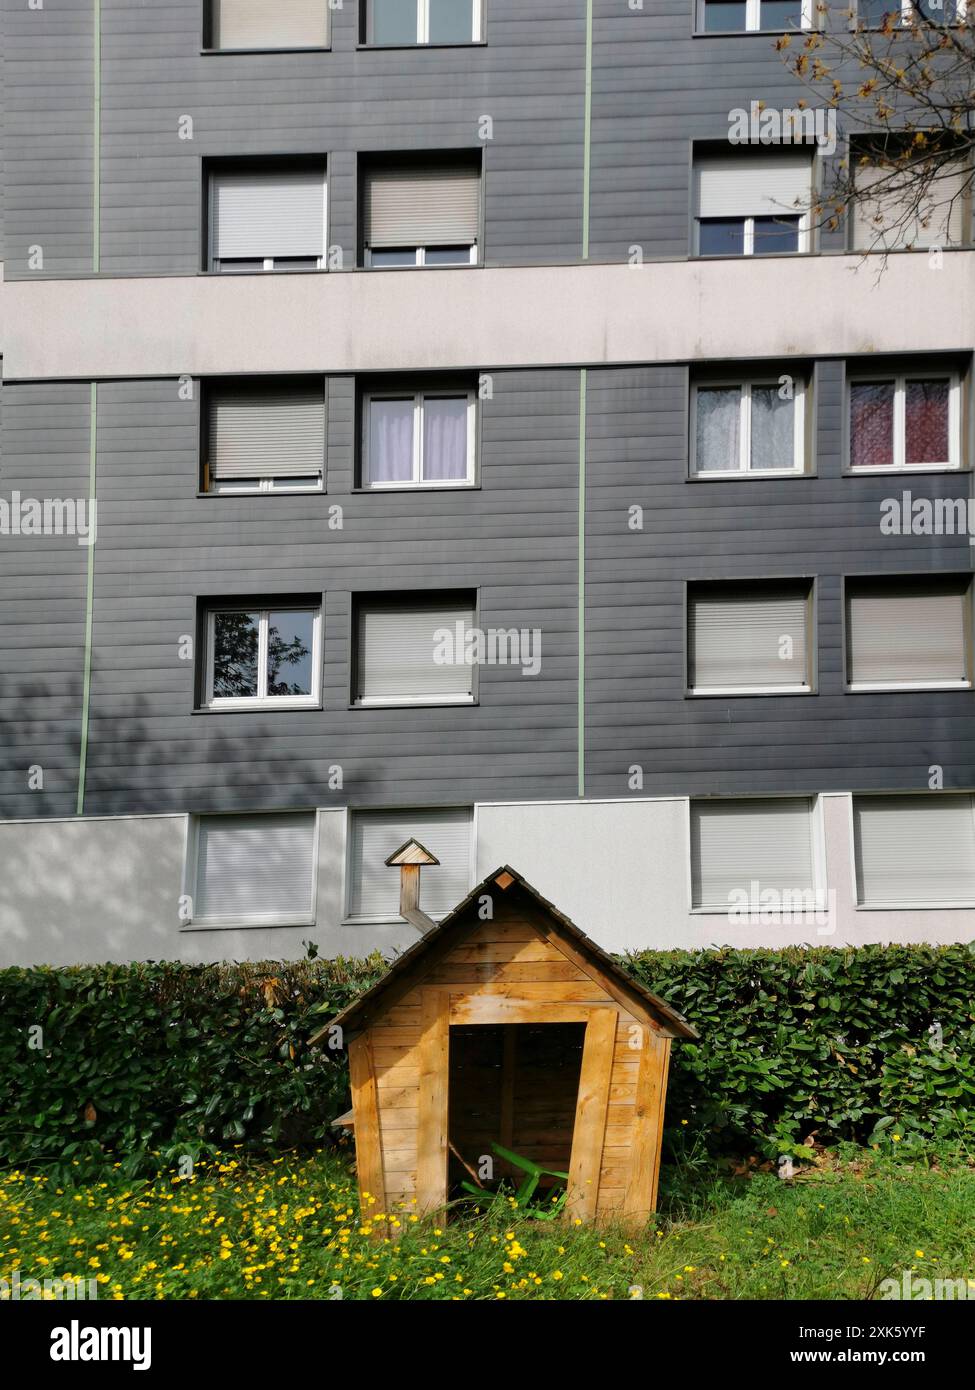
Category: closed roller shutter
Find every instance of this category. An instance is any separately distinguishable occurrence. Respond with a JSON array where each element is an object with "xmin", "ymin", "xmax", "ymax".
[
  {"xmin": 846, "ymin": 578, "xmax": 970, "ymax": 686},
  {"xmin": 689, "ymin": 585, "xmax": 810, "ymax": 690},
  {"xmin": 211, "ymin": 167, "xmax": 326, "ymax": 260},
  {"xmin": 691, "ymin": 798, "xmax": 816, "ymax": 910},
  {"xmin": 212, "ymin": 0, "xmax": 328, "ymax": 49},
  {"xmin": 853, "ymin": 157, "xmax": 969, "ymax": 250},
  {"xmin": 854, "ymin": 795, "xmax": 975, "ymax": 905},
  {"xmin": 357, "ymin": 598, "xmax": 475, "ymax": 701},
  {"xmin": 363, "ymin": 163, "xmax": 480, "ymax": 247},
  {"xmin": 195, "ymin": 812, "xmax": 316, "ymax": 922},
  {"xmin": 348, "ymin": 807, "xmax": 473, "ymax": 919},
  {"xmin": 694, "ymin": 151, "xmax": 813, "ymax": 219},
  {"xmin": 208, "ymin": 384, "xmax": 325, "ymax": 479}
]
